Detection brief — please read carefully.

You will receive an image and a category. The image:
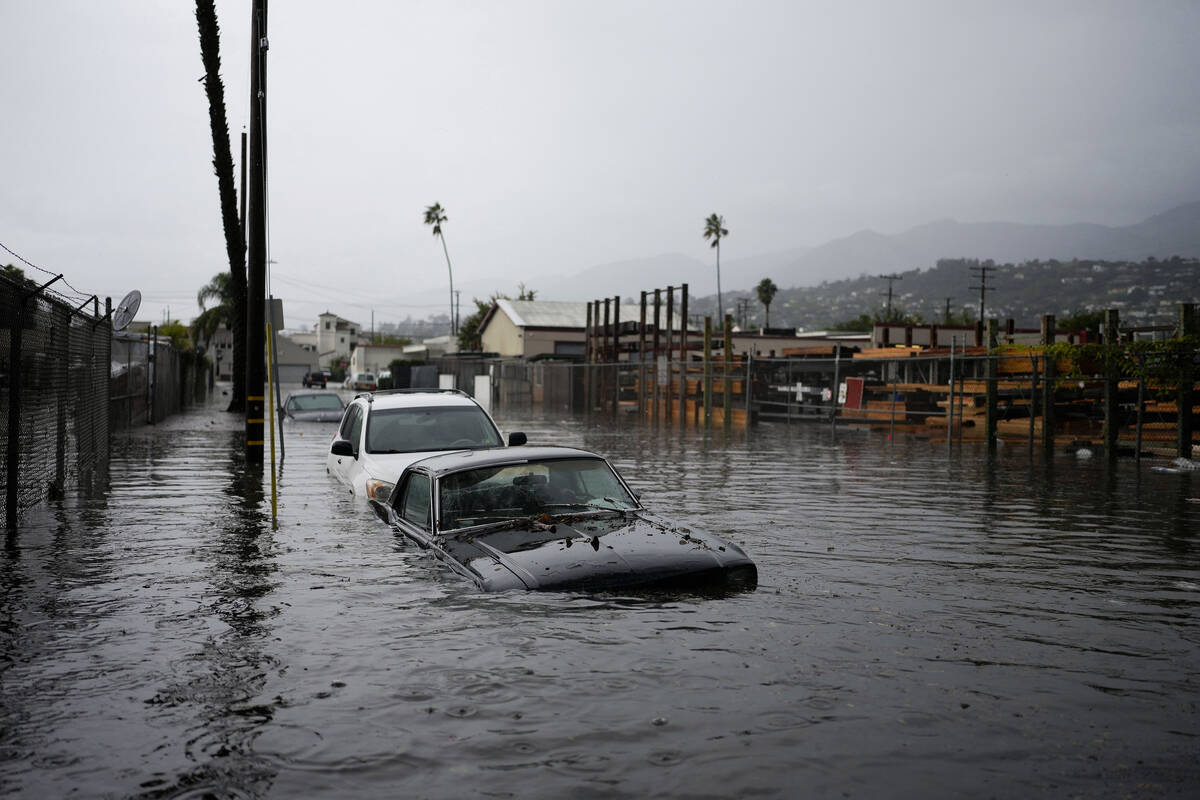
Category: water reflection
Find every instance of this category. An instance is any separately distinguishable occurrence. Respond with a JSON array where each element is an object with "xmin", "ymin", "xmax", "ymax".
[{"xmin": 0, "ymin": 398, "xmax": 1197, "ymax": 798}]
